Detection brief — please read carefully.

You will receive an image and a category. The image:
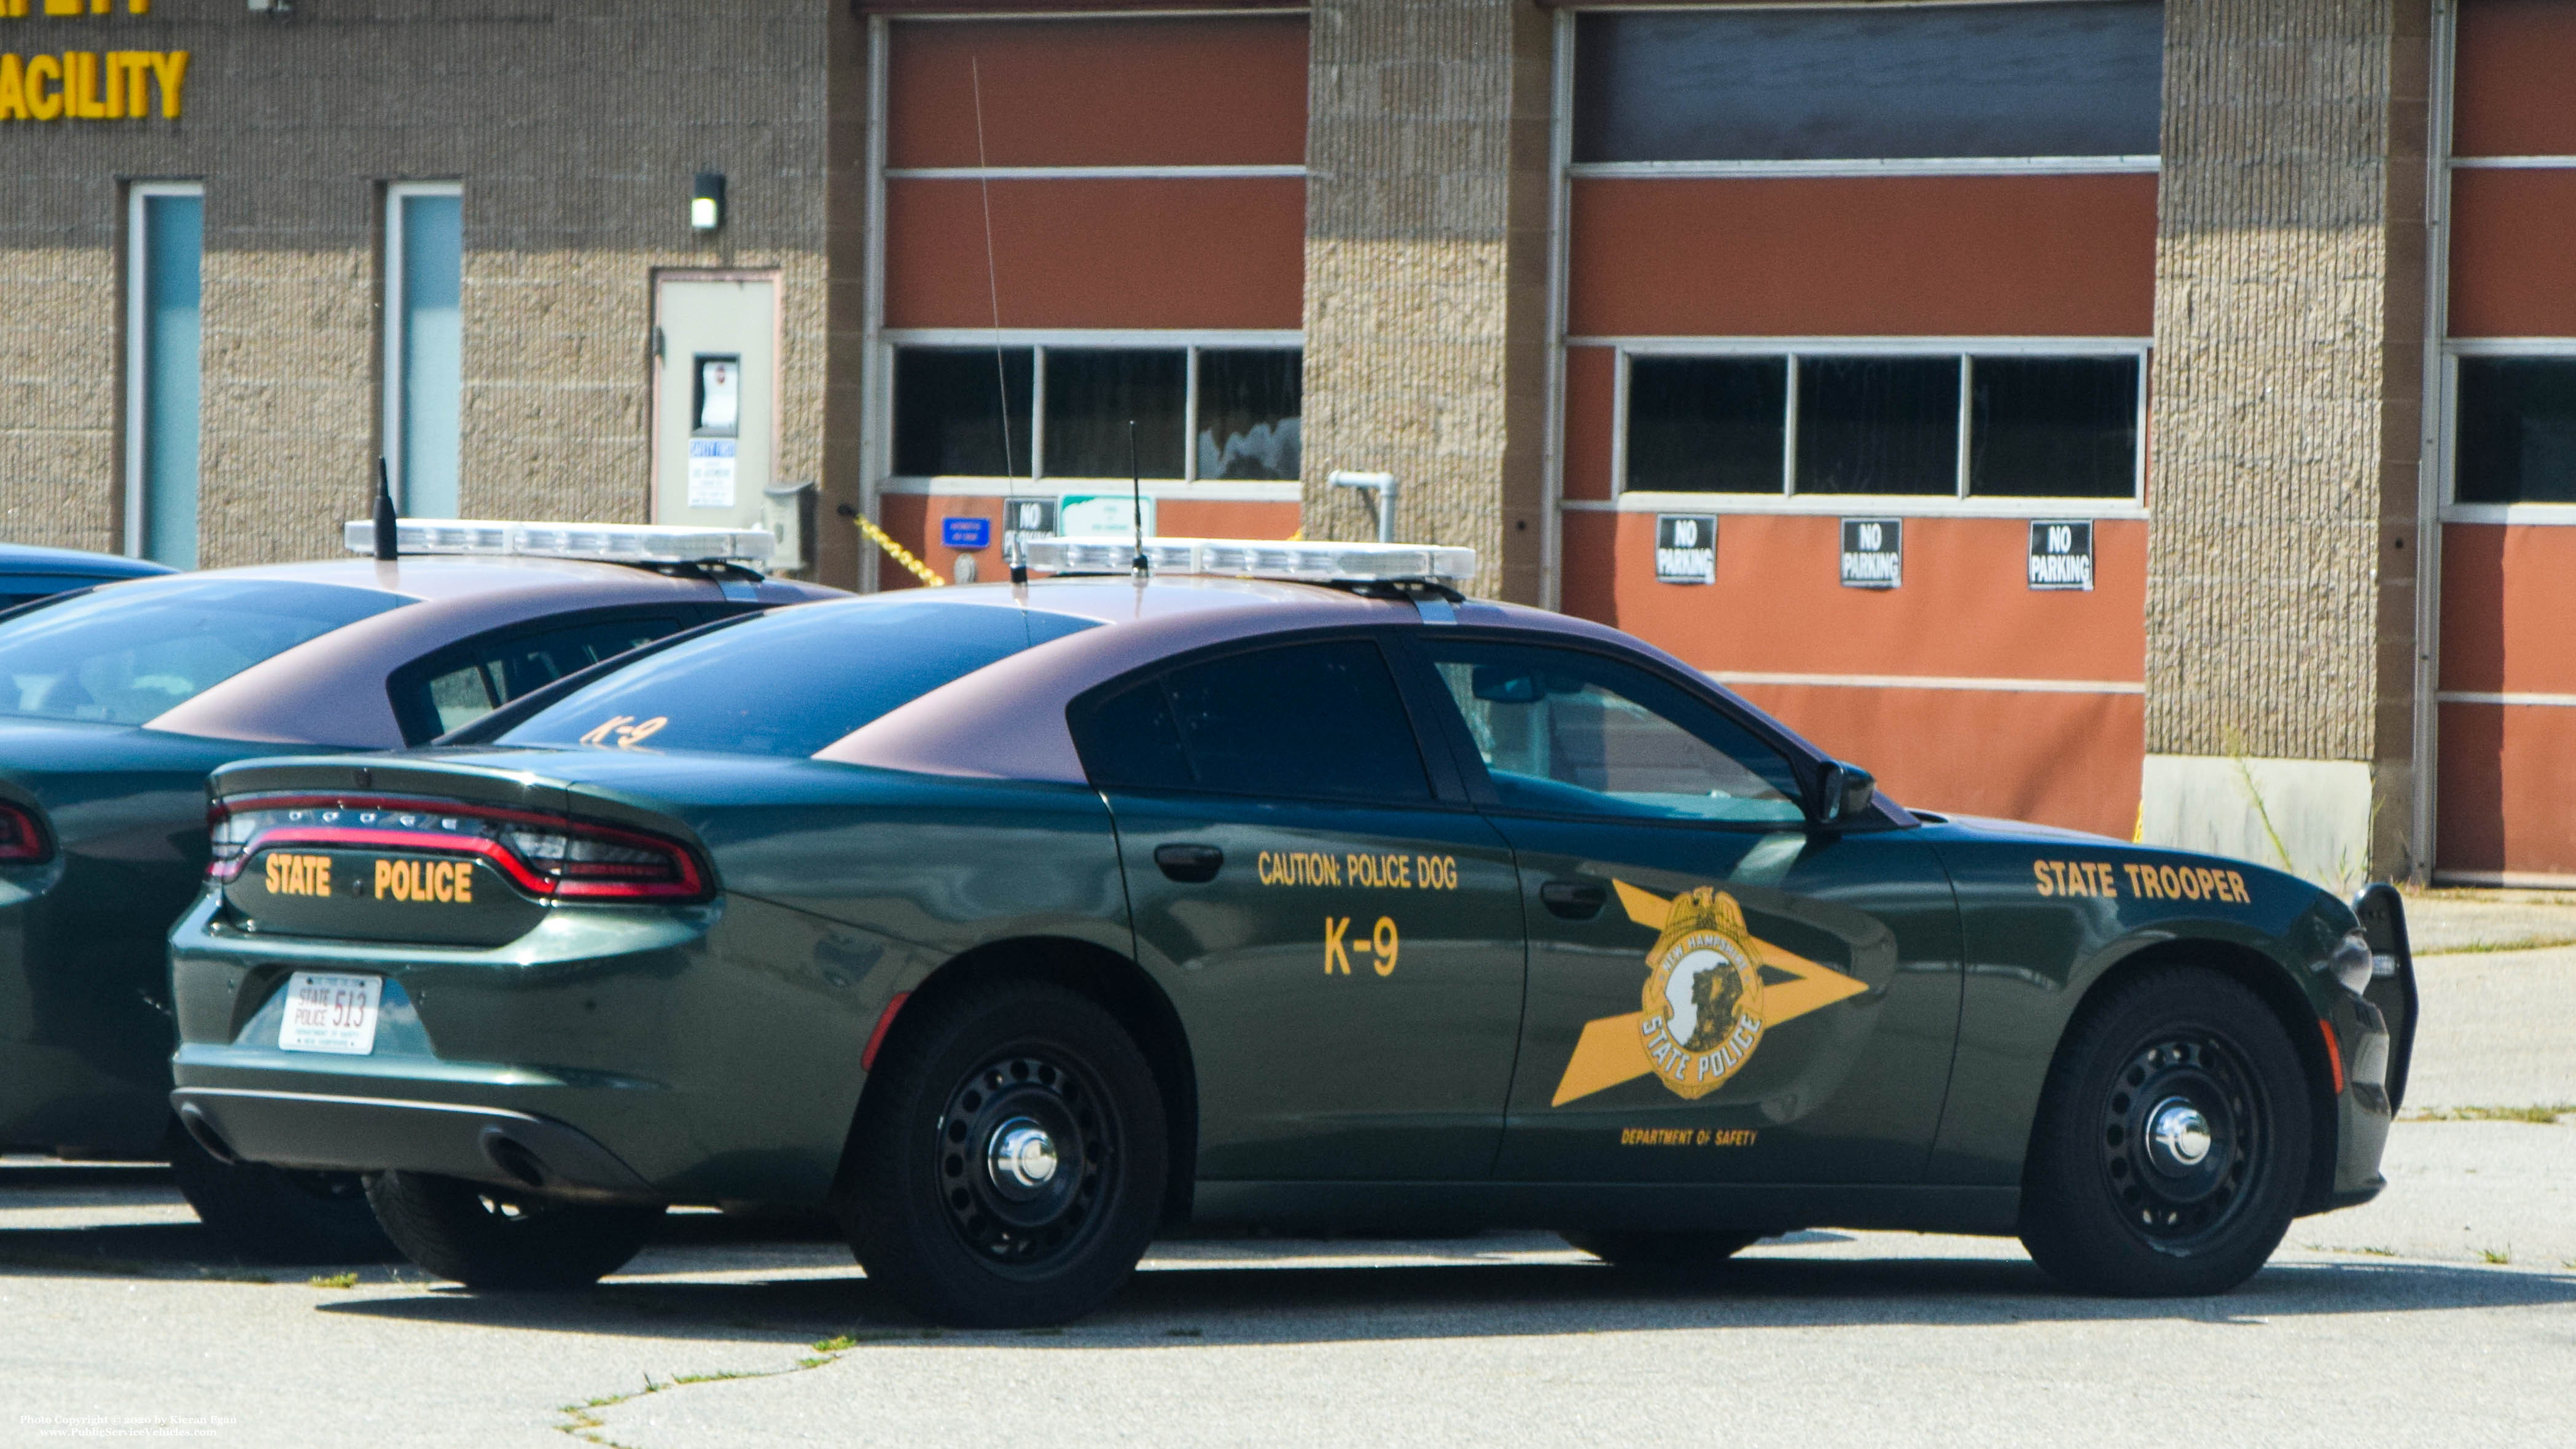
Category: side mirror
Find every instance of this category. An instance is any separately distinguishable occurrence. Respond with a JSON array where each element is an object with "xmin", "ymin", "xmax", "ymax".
[{"xmin": 1813, "ymin": 761, "xmax": 1876, "ymax": 826}]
